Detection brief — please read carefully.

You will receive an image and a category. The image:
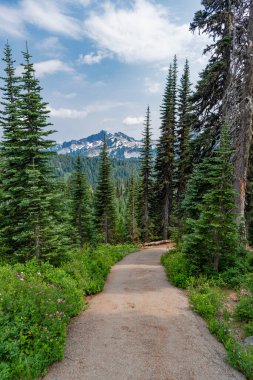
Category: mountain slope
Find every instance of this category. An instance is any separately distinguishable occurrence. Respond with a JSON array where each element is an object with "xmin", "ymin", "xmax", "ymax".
[
  {"xmin": 51, "ymin": 155, "xmax": 139, "ymax": 187},
  {"xmin": 53, "ymin": 130, "xmax": 157, "ymax": 159}
]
